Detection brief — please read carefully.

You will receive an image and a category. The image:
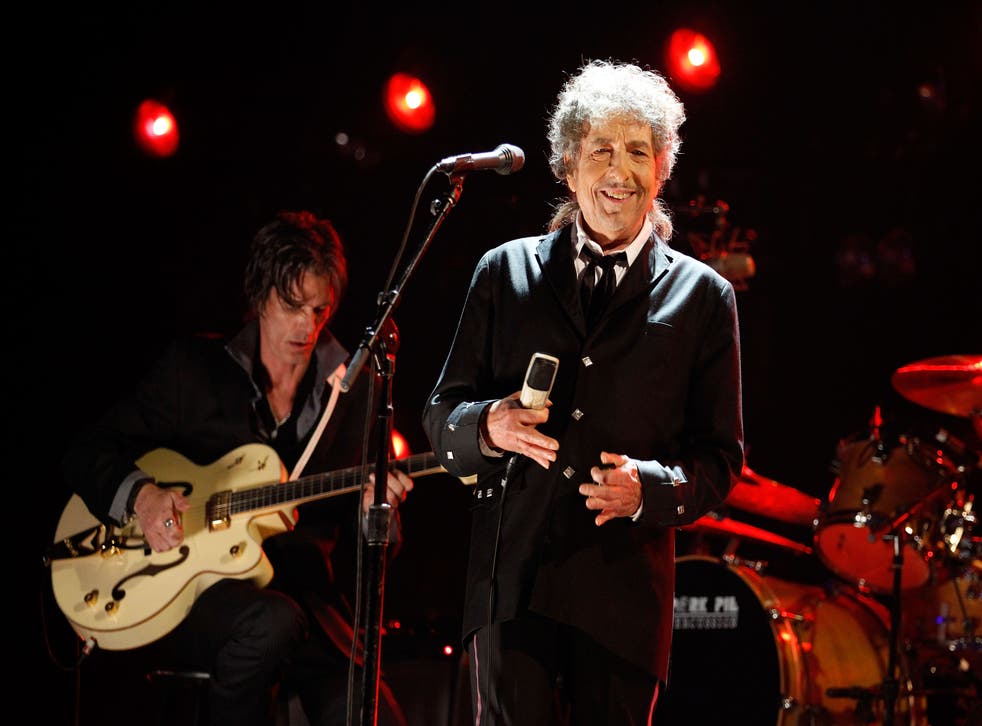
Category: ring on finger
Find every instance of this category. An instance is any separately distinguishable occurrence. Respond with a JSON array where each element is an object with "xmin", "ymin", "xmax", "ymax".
[{"xmin": 164, "ymin": 518, "xmax": 175, "ymax": 528}]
